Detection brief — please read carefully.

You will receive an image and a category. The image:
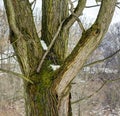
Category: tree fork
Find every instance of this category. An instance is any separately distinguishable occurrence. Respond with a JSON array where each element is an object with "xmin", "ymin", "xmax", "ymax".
[
  {"xmin": 3, "ymin": 0, "xmax": 117, "ymax": 116},
  {"xmin": 42, "ymin": 0, "xmax": 69, "ymax": 64}
]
